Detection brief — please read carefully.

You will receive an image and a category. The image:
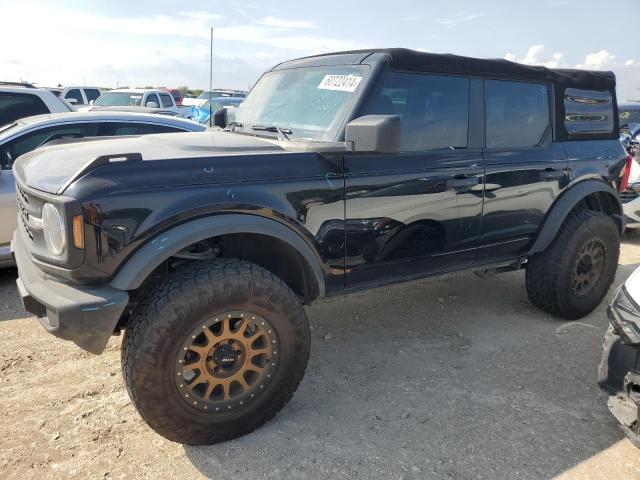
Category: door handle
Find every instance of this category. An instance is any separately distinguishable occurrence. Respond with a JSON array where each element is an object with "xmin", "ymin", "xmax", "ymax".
[
  {"xmin": 540, "ymin": 168, "xmax": 565, "ymax": 180},
  {"xmin": 447, "ymin": 176, "xmax": 480, "ymax": 189}
]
